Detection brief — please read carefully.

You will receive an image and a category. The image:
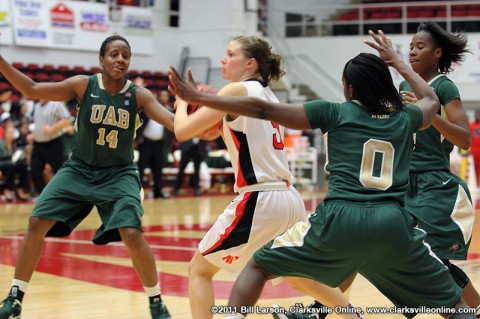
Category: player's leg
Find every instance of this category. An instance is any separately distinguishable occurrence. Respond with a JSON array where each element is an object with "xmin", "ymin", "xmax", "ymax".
[
  {"xmin": 189, "ymin": 250, "xmax": 221, "ymax": 319},
  {"xmin": 411, "ymin": 172, "xmax": 479, "ymax": 313},
  {"xmin": 0, "ymin": 163, "xmax": 86, "ymax": 319},
  {"xmin": 228, "ymin": 259, "xmax": 276, "ymax": 313},
  {"xmin": 281, "ymin": 273, "xmax": 361, "ymax": 319},
  {"xmin": 362, "ymin": 214, "xmax": 471, "ymax": 319},
  {"xmin": 119, "ymin": 227, "xmax": 170, "ymax": 319},
  {"xmin": 285, "ymin": 277, "xmax": 364, "ymax": 319},
  {"xmin": 97, "ymin": 163, "xmax": 170, "ymax": 319},
  {"xmin": 443, "ymin": 259, "xmax": 480, "ymax": 316},
  {"xmin": 0, "ymin": 217, "xmax": 56, "ymax": 319}
]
